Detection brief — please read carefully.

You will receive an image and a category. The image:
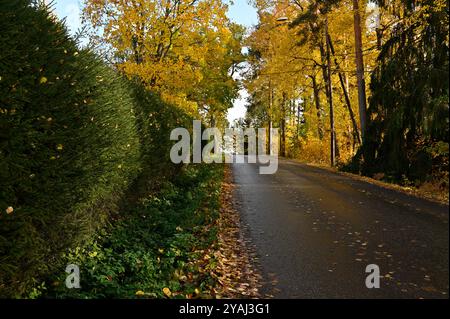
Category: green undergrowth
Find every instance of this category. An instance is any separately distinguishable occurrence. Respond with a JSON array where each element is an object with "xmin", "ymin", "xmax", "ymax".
[{"xmin": 32, "ymin": 164, "xmax": 224, "ymax": 299}]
